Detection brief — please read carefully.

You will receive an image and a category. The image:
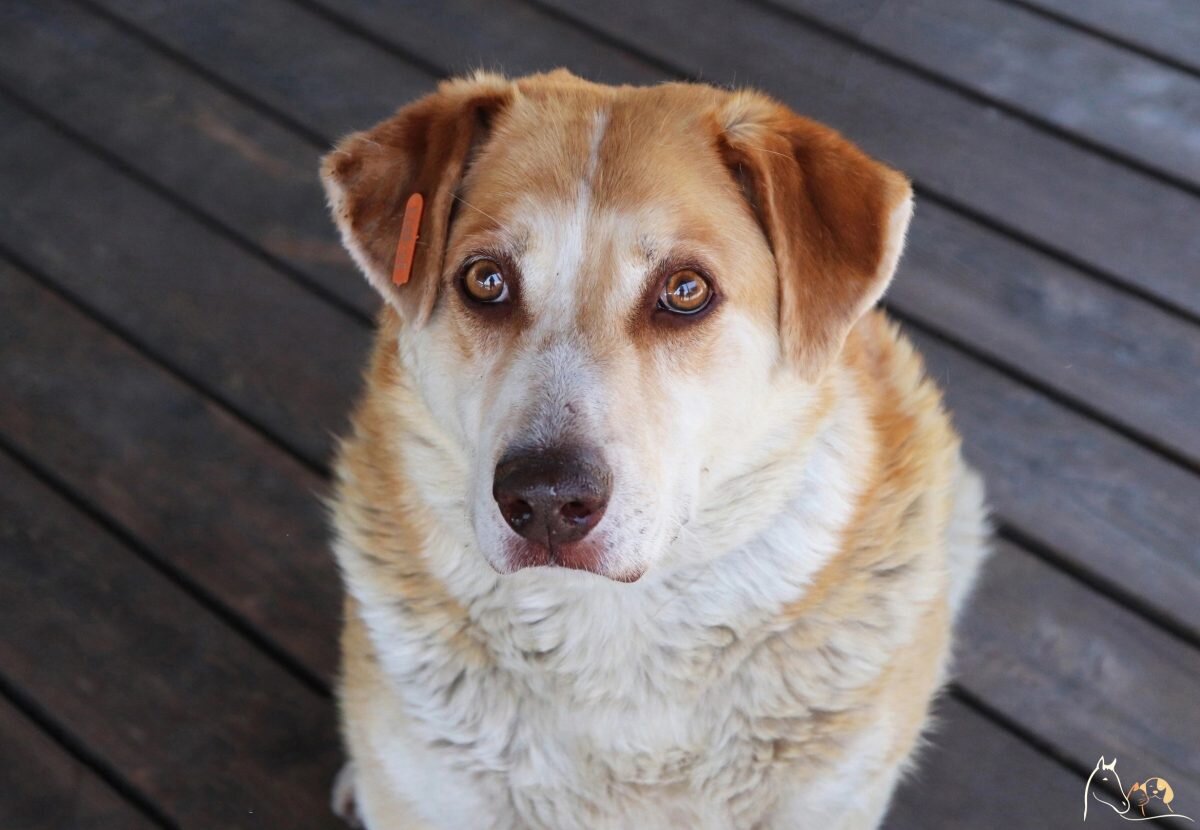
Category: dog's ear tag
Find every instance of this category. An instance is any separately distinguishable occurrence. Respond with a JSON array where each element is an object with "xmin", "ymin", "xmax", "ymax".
[{"xmin": 392, "ymin": 192, "xmax": 424, "ymax": 286}]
